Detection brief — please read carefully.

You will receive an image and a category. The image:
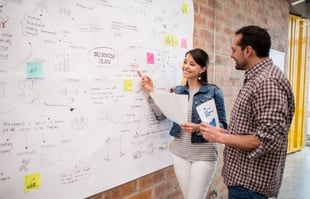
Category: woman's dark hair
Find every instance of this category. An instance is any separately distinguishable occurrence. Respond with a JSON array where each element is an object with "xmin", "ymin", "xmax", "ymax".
[
  {"xmin": 235, "ymin": 25, "xmax": 271, "ymax": 57},
  {"xmin": 185, "ymin": 48, "xmax": 209, "ymax": 85}
]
